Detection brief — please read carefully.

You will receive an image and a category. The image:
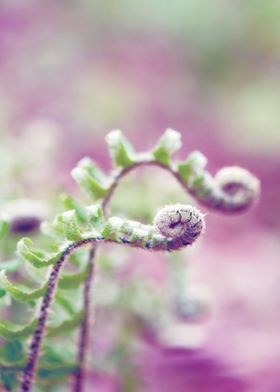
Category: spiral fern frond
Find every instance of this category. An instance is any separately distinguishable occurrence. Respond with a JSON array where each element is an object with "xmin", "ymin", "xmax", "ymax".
[{"xmin": 0, "ymin": 129, "xmax": 260, "ymax": 392}]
